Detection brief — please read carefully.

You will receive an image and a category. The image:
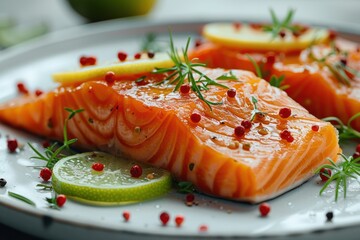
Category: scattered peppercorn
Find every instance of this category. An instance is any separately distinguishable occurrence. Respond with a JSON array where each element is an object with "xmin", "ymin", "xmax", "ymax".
[
  {"xmin": 326, "ymin": 211, "xmax": 334, "ymax": 222},
  {"xmin": 92, "ymin": 162, "xmax": 104, "ymax": 172},
  {"xmin": 147, "ymin": 52, "xmax": 155, "ymax": 59},
  {"xmin": 105, "ymin": 71, "xmax": 116, "ymax": 85},
  {"xmin": 311, "ymin": 125, "xmax": 319, "ymax": 132},
  {"xmin": 180, "ymin": 84, "xmax": 191, "ymax": 94},
  {"xmin": 118, "ymin": 52, "xmax": 127, "ymax": 62},
  {"xmin": 0, "ymin": 178, "xmax": 7, "ymax": 187},
  {"xmin": 123, "ymin": 211, "xmax": 130, "ymax": 222},
  {"xmin": 35, "ymin": 89, "xmax": 43, "ymax": 96},
  {"xmin": 17, "ymin": 82, "xmax": 29, "ymax": 94},
  {"xmin": 185, "ymin": 193, "xmax": 195, "ymax": 203},
  {"xmin": 134, "ymin": 52, "xmax": 142, "ymax": 59},
  {"xmin": 160, "ymin": 212, "xmax": 170, "ymax": 226},
  {"xmin": 56, "ymin": 194, "xmax": 67, "ymax": 207},
  {"xmin": 199, "ymin": 224, "xmax": 208, "ymax": 232},
  {"xmin": 42, "ymin": 140, "xmax": 51, "ymax": 148},
  {"xmin": 259, "ymin": 202, "xmax": 271, "ymax": 217},
  {"xmin": 279, "ymin": 31, "xmax": 286, "ymax": 38},
  {"xmin": 234, "ymin": 126, "xmax": 245, "ymax": 138},
  {"xmin": 40, "ymin": 167, "xmax": 52, "ymax": 181},
  {"xmin": 227, "ymin": 88, "xmax": 236, "ymax": 98},
  {"xmin": 7, "ymin": 139, "xmax": 18, "ymax": 153},
  {"xmin": 280, "ymin": 130, "xmax": 294, "ymax": 143},
  {"xmin": 130, "ymin": 164, "xmax": 142, "ymax": 178},
  {"xmin": 175, "ymin": 215, "xmax": 184, "ymax": 227},
  {"xmin": 279, "ymin": 108, "xmax": 291, "ymax": 118},
  {"xmin": 79, "ymin": 56, "xmax": 97, "ymax": 66},
  {"xmin": 319, "ymin": 168, "xmax": 331, "ymax": 182},
  {"xmin": 194, "ymin": 39, "xmax": 202, "ymax": 48},
  {"xmin": 190, "ymin": 113, "xmax": 201, "ymax": 123},
  {"xmin": 241, "ymin": 120, "xmax": 252, "ymax": 129}
]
